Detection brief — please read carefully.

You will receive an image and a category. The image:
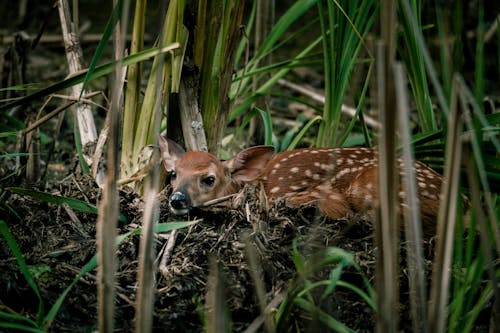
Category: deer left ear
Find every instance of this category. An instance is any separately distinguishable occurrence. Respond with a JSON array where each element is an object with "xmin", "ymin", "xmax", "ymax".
[
  {"xmin": 223, "ymin": 146, "xmax": 275, "ymax": 182},
  {"xmin": 159, "ymin": 136, "xmax": 186, "ymax": 171}
]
